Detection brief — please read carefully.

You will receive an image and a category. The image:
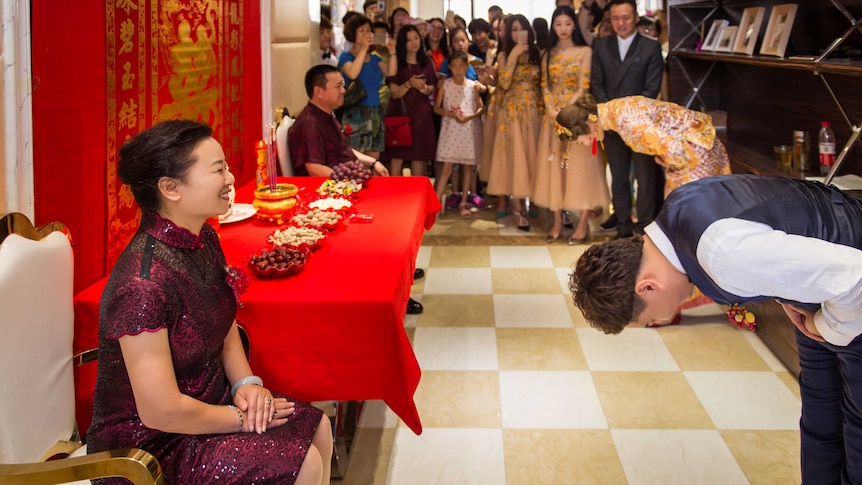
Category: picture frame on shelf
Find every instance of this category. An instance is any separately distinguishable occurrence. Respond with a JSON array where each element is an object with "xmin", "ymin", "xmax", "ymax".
[
  {"xmin": 760, "ymin": 4, "xmax": 798, "ymax": 58},
  {"xmin": 702, "ymin": 19, "xmax": 729, "ymax": 51},
  {"xmin": 733, "ymin": 6, "xmax": 766, "ymax": 56},
  {"xmin": 715, "ymin": 26, "xmax": 739, "ymax": 52}
]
